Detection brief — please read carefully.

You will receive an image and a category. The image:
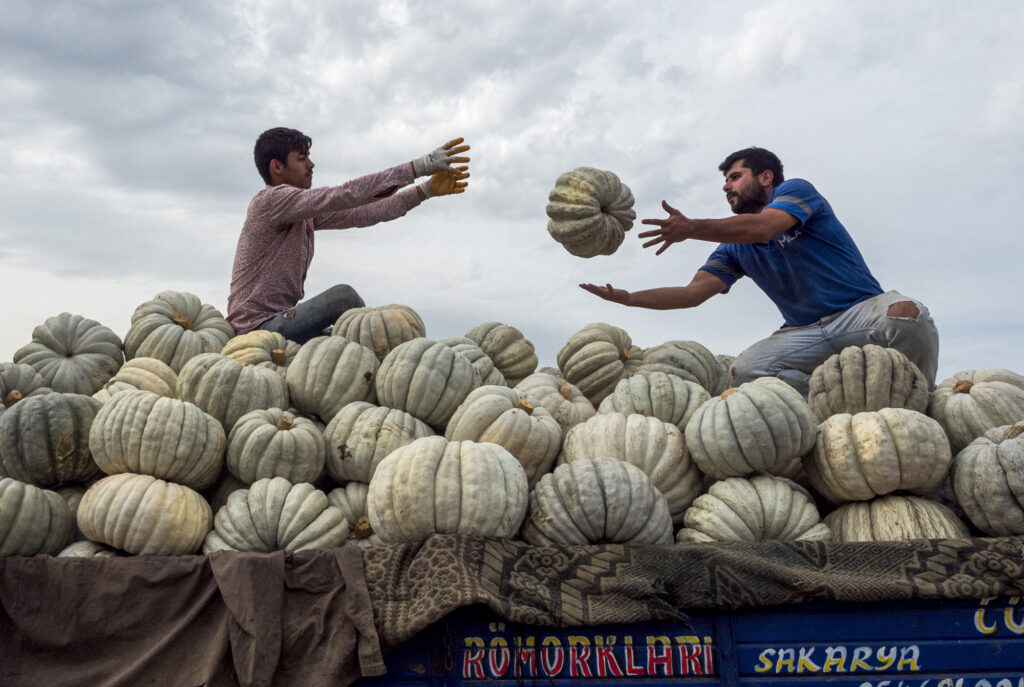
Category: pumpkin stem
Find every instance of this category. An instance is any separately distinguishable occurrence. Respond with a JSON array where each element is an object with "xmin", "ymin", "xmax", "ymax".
[
  {"xmin": 514, "ymin": 399, "xmax": 535, "ymax": 415},
  {"xmin": 271, "ymin": 348, "xmax": 287, "ymax": 366},
  {"xmin": 558, "ymin": 380, "xmax": 573, "ymax": 400},
  {"xmin": 720, "ymin": 388, "xmax": 738, "ymax": 400},
  {"xmin": 276, "ymin": 416, "xmax": 294, "ymax": 431},
  {"xmin": 618, "ymin": 348, "xmax": 631, "ymax": 363},
  {"xmin": 4, "ymin": 390, "xmax": 22, "ymax": 408},
  {"xmin": 171, "ymin": 312, "xmax": 193, "ymax": 330},
  {"xmin": 953, "ymin": 380, "xmax": 974, "ymax": 394},
  {"xmin": 348, "ymin": 516, "xmax": 374, "ymax": 540},
  {"xmin": 1002, "ymin": 425, "xmax": 1024, "ymax": 441}
]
